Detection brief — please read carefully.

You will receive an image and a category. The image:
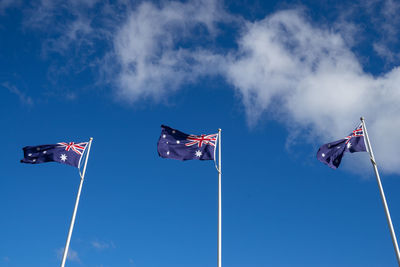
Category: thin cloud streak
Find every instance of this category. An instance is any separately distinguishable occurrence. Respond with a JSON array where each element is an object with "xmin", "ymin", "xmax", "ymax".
[
  {"xmin": 0, "ymin": 0, "xmax": 20, "ymax": 13},
  {"xmin": 91, "ymin": 240, "xmax": 116, "ymax": 250},
  {"xmin": 2, "ymin": 82, "xmax": 34, "ymax": 106}
]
